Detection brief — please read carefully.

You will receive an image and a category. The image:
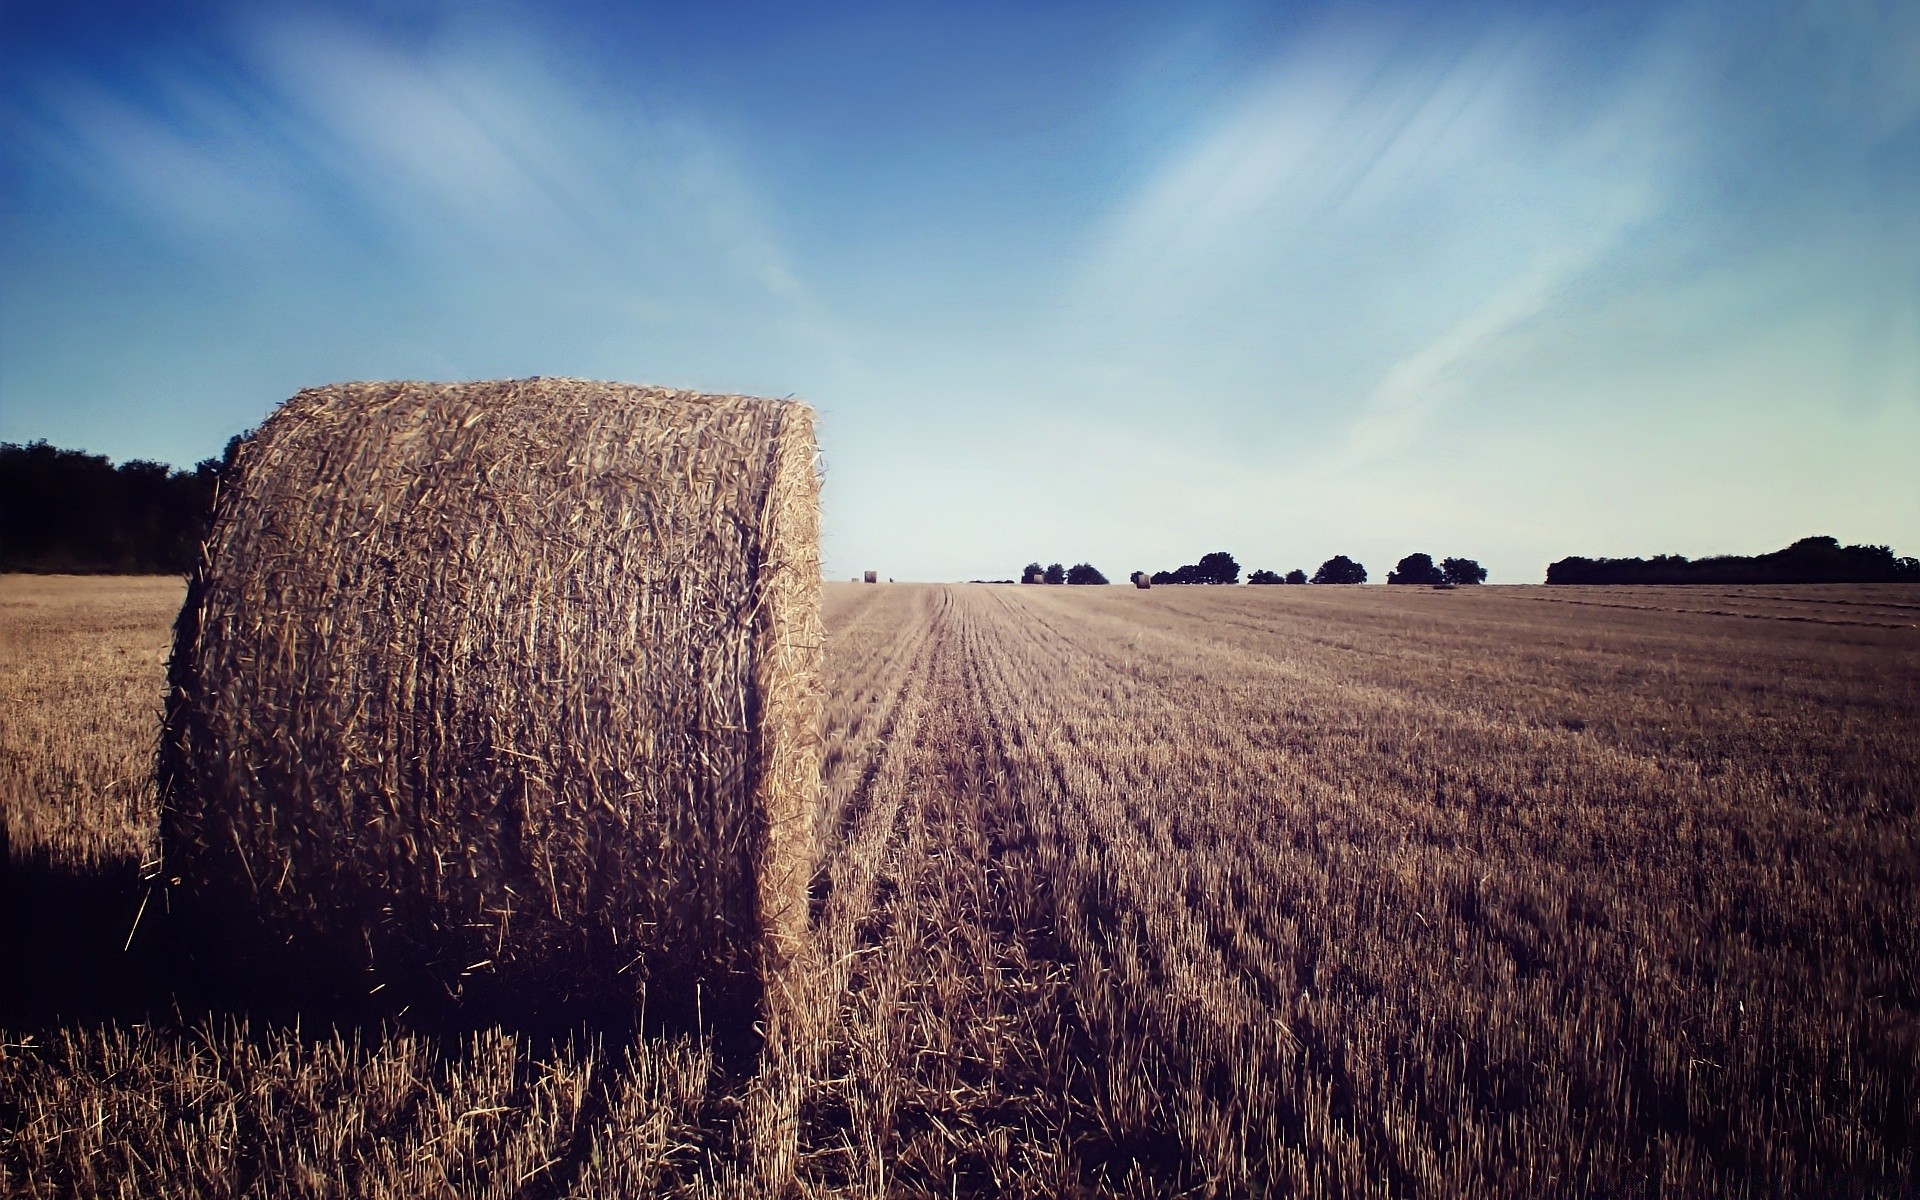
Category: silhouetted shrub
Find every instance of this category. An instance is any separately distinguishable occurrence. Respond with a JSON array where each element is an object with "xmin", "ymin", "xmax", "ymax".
[
  {"xmin": 1022, "ymin": 562, "xmax": 1045, "ymax": 584},
  {"xmin": 1387, "ymin": 553, "xmax": 1445, "ymax": 586},
  {"xmin": 1285, "ymin": 569, "xmax": 1308, "ymax": 585},
  {"xmin": 1199, "ymin": 552, "xmax": 1239, "ymax": 584},
  {"xmin": 1066, "ymin": 563, "xmax": 1108, "ymax": 585},
  {"xmin": 1443, "ymin": 557, "xmax": 1488, "ymax": 585},
  {"xmin": 1151, "ymin": 551, "xmax": 1240, "ymax": 585},
  {"xmin": 1247, "ymin": 569, "xmax": 1284, "ymax": 585},
  {"xmin": 1044, "ymin": 563, "xmax": 1066, "ymax": 585},
  {"xmin": 1312, "ymin": 556, "xmax": 1367, "ymax": 585}
]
